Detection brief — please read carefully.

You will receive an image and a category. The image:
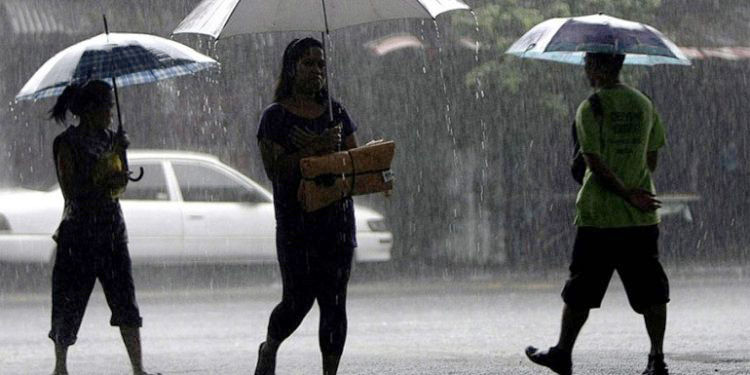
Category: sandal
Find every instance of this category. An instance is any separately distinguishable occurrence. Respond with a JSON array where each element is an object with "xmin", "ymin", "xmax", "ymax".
[{"xmin": 525, "ymin": 346, "xmax": 572, "ymax": 375}]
